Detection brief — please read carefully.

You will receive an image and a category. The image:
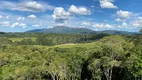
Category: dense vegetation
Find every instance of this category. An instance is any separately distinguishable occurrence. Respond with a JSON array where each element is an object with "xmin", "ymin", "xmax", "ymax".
[
  {"xmin": 0, "ymin": 33, "xmax": 109, "ymax": 46},
  {"xmin": 140, "ymin": 29, "xmax": 142, "ymax": 32},
  {"xmin": 0, "ymin": 33, "xmax": 142, "ymax": 80}
]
